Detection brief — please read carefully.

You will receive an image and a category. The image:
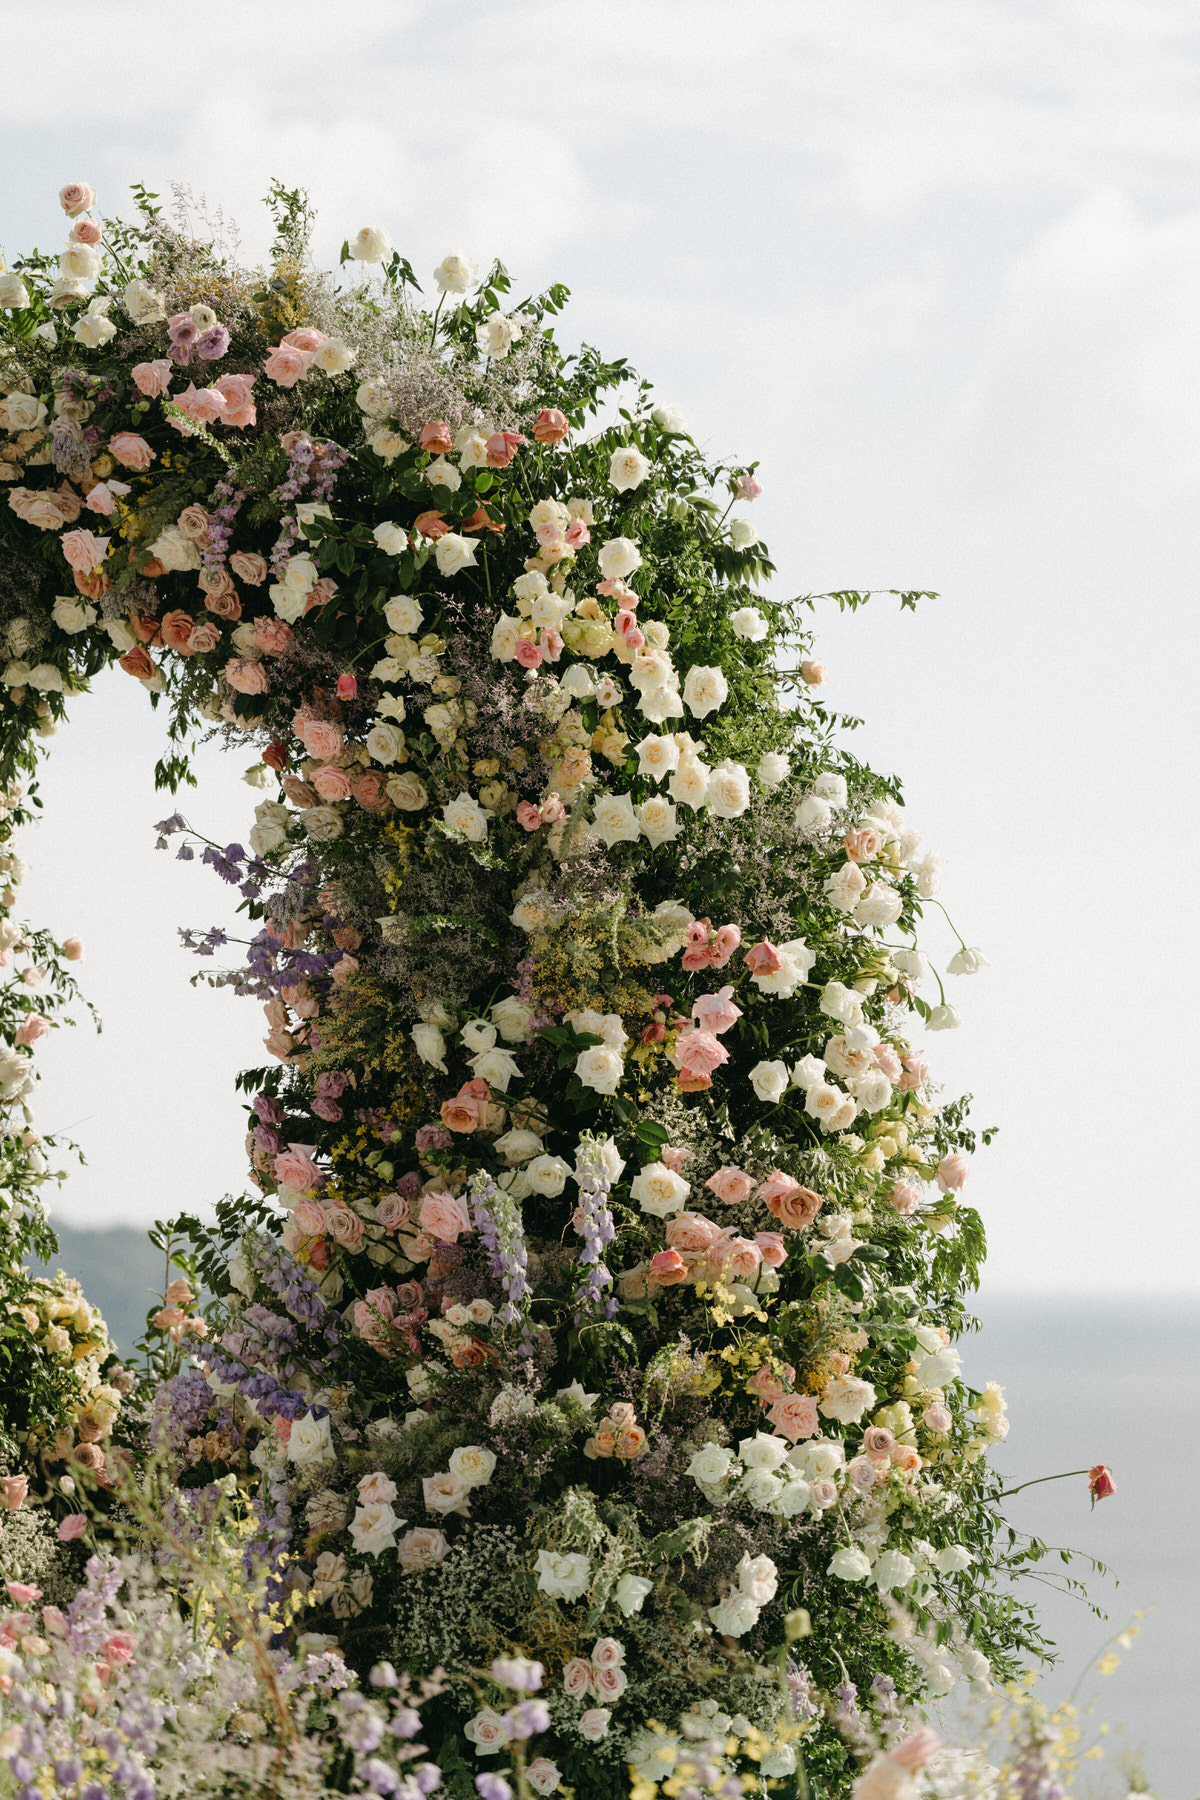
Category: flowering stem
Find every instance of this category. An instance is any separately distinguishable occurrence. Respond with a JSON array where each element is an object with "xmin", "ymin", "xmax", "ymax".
[{"xmin": 997, "ymin": 1468, "xmax": 1094, "ymax": 1499}]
